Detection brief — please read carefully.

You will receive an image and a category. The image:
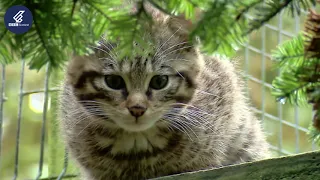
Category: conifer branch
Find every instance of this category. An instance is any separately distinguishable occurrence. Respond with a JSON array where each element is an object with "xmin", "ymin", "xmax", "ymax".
[
  {"xmin": 85, "ymin": 1, "xmax": 113, "ymax": 22},
  {"xmin": 303, "ymin": 7, "xmax": 320, "ymax": 132},
  {"xmin": 32, "ymin": 11, "xmax": 54, "ymax": 68},
  {"xmin": 0, "ymin": 29, "xmax": 7, "ymax": 41},
  {"xmin": 246, "ymin": 0, "xmax": 292, "ymax": 34},
  {"xmin": 146, "ymin": 0, "xmax": 173, "ymax": 16},
  {"xmin": 271, "ymin": 0, "xmax": 320, "ymax": 140},
  {"xmin": 246, "ymin": 0, "xmax": 316, "ymax": 34},
  {"xmin": 71, "ymin": 0, "xmax": 78, "ymax": 17}
]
